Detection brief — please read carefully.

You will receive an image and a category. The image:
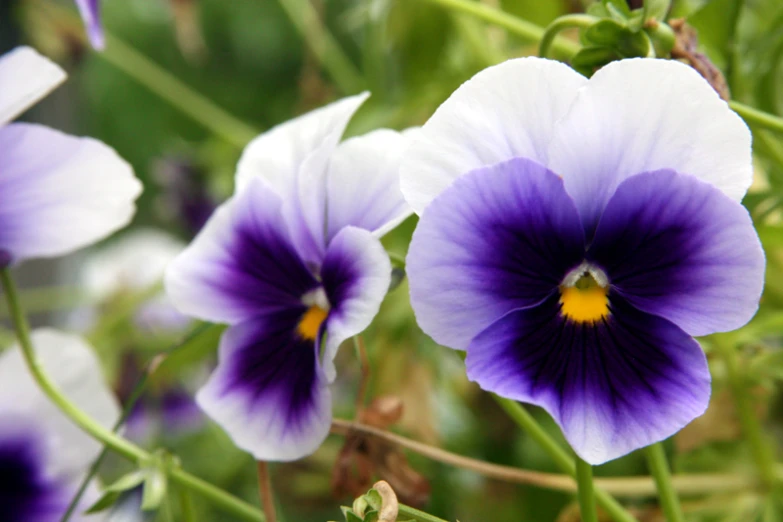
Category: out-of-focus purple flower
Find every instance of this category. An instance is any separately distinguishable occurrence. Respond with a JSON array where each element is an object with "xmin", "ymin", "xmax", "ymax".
[
  {"xmin": 402, "ymin": 58, "xmax": 763, "ymax": 464},
  {"xmin": 0, "ymin": 330, "xmax": 120, "ymax": 520},
  {"xmin": 74, "ymin": 0, "xmax": 104, "ymax": 50},
  {"xmin": 124, "ymin": 387, "xmax": 204, "ymax": 444},
  {"xmin": 152, "ymin": 157, "xmax": 217, "ymax": 237},
  {"xmin": 0, "ymin": 47, "xmax": 140, "ymax": 266},
  {"xmin": 166, "ymin": 94, "xmax": 414, "ymax": 461}
]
